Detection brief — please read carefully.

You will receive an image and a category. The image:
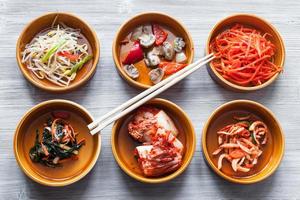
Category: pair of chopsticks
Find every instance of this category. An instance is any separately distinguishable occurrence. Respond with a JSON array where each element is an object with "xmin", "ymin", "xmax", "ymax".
[{"xmin": 88, "ymin": 53, "xmax": 215, "ymax": 135}]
